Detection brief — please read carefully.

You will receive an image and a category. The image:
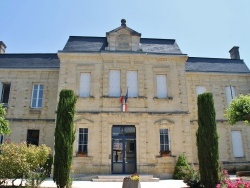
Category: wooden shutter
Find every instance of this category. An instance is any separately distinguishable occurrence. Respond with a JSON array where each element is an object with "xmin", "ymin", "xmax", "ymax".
[
  {"xmin": 109, "ymin": 70, "xmax": 120, "ymax": 97},
  {"xmin": 196, "ymin": 86, "xmax": 206, "ymax": 95},
  {"xmin": 156, "ymin": 75, "xmax": 167, "ymax": 98},
  {"xmin": 80, "ymin": 73, "xmax": 91, "ymax": 97},
  {"xmin": 126, "ymin": 71, "xmax": 138, "ymax": 97},
  {"xmin": 231, "ymin": 131, "xmax": 244, "ymax": 157}
]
